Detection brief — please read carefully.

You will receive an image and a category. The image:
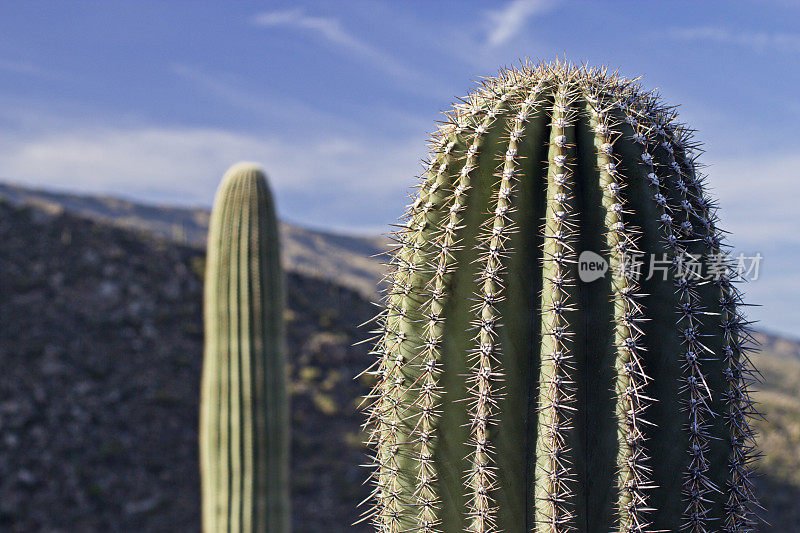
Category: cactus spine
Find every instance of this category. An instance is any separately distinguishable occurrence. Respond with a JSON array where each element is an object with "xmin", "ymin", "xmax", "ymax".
[
  {"xmin": 362, "ymin": 61, "xmax": 760, "ymax": 533},
  {"xmin": 200, "ymin": 163, "xmax": 289, "ymax": 533}
]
